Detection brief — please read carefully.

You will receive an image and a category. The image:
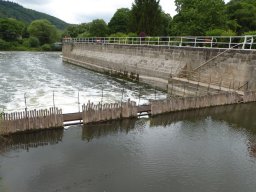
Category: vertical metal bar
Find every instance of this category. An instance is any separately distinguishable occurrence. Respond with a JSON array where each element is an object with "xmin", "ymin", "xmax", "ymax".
[
  {"xmin": 78, "ymin": 91, "xmax": 80, "ymax": 113},
  {"xmin": 101, "ymin": 87, "xmax": 104, "ymax": 104},
  {"xmin": 229, "ymin": 37, "xmax": 232, "ymax": 48},
  {"xmin": 53, "ymin": 91, "xmax": 55, "ymax": 108},
  {"xmin": 154, "ymin": 87, "xmax": 157, "ymax": 100},
  {"xmin": 24, "ymin": 93, "xmax": 27, "ymax": 117},
  {"xmin": 138, "ymin": 88, "xmax": 141, "ymax": 106}
]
